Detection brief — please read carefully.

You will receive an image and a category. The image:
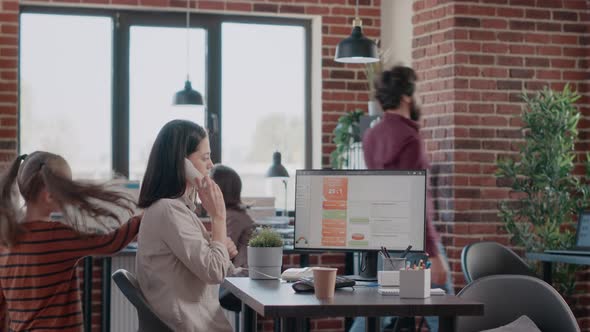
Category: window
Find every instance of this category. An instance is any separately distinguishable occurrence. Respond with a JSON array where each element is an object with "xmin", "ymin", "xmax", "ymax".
[
  {"xmin": 19, "ymin": 8, "xmax": 311, "ymax": 211},
  {"xmin": 128, "ymin": 26, "xmax": 207, "ymax": 180},
  {"xmin": 222, "ymin": 23, "xmax": 305, "ymax": 210},
  {"xmin": 20, "ymin": 13, "xmax": 113, "ymax": 180}
]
